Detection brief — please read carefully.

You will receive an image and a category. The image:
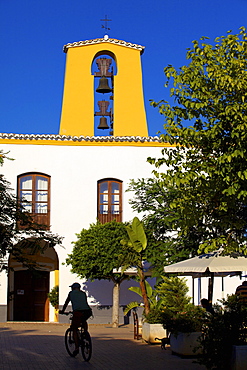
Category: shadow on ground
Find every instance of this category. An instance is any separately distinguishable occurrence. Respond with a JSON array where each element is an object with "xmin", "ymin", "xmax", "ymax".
[{"xmin": 0, "ymin": 324, "xmax": 206, "ymax": 370}]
